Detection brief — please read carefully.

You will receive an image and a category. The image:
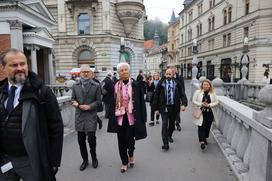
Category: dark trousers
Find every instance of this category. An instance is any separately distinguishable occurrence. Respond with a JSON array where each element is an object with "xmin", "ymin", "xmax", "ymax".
[
  {"xmin": 104, "ymin": 103, "xmax": 110, "ymax": 119},
  {"xmin": 117, "ymin": 114, "xmax": 135, "ymax": 165},
  {"xmin": 198, "ymin": 110, "xmax": 214, "ymax": 142},
  {"xmin": 161, "ymin": 106, "xmax": 176, "ymax": 146},
  {"xmin": 77, "ymin": 131, "xmax": 97, "ymax": 162},
  {"xmin": 0, "ymin": 156, "xmax": 34, "ymax": 181},
  {"xmin": 175, "ymin": 109, "xmax": 181, "ymax": 125},
  {"xmin": 150, "ymin": 107, "xmax": 160, "ymax": 122}
]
